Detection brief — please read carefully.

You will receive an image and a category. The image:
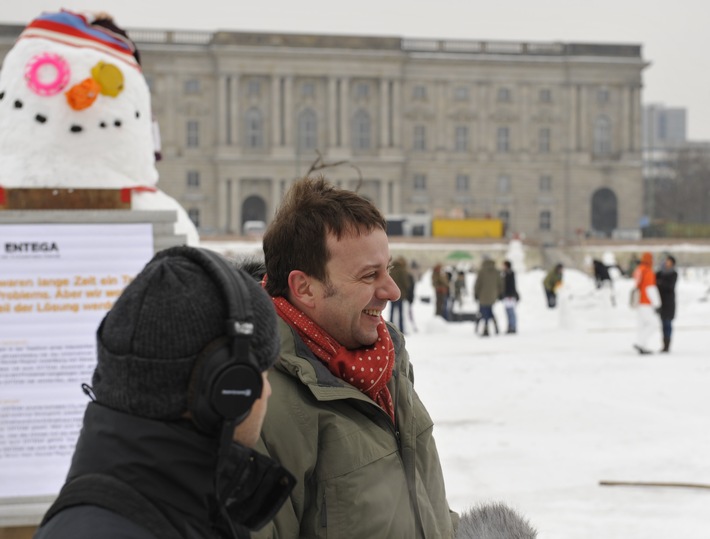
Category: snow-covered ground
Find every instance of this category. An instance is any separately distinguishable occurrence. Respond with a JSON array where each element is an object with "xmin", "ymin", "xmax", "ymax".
[
  {"xmin": 407, "ymin": 260, "xmax": 710, "ymax": 539},
  {"xmin": 207, "ymin": 240, "xmax": 710, "ymax": 539}
]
